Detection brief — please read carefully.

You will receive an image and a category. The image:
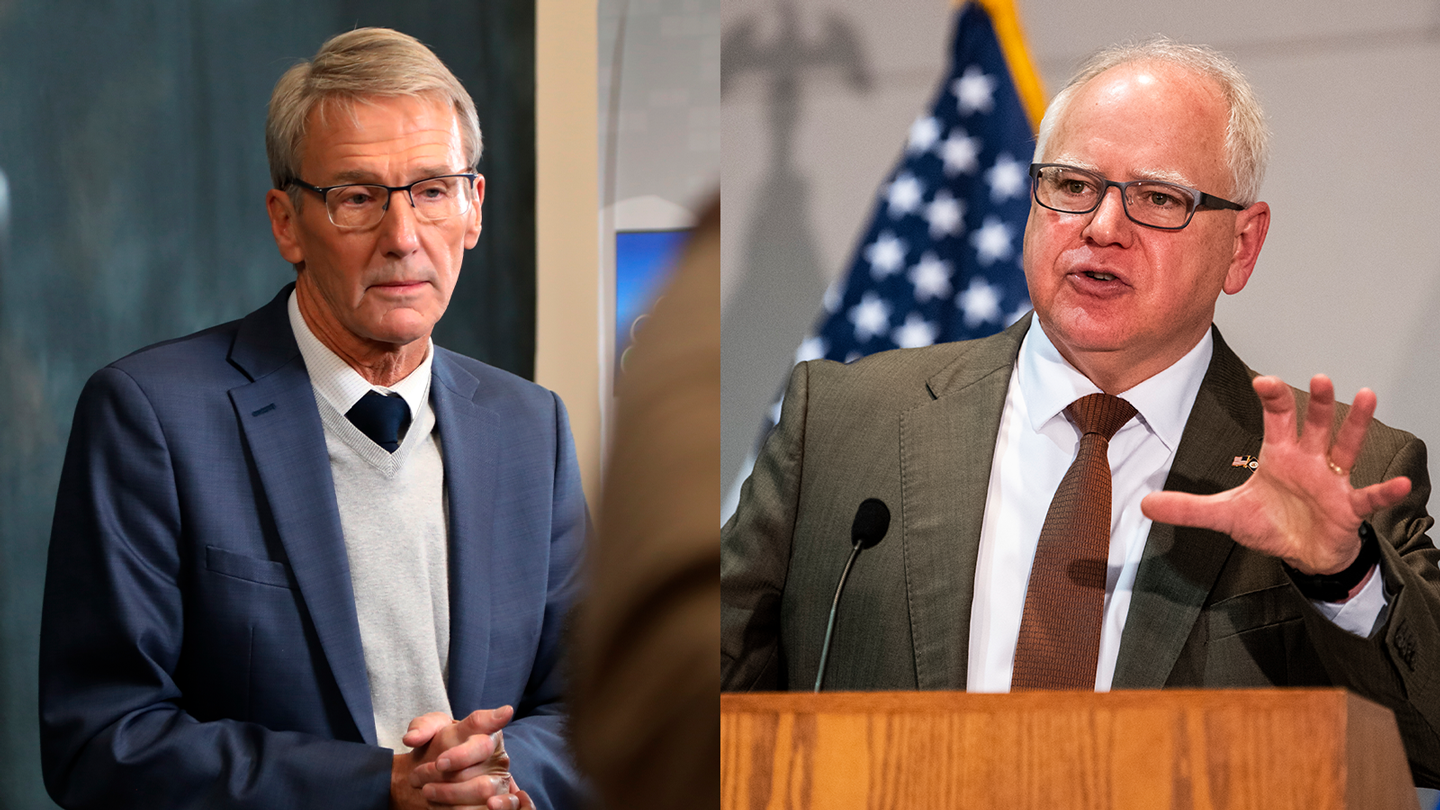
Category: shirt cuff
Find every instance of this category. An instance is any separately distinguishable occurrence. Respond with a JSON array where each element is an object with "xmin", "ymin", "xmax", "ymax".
[{"xmin": 1311, "ymin": 563, "xmax": 1387, "ymax": 637}]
